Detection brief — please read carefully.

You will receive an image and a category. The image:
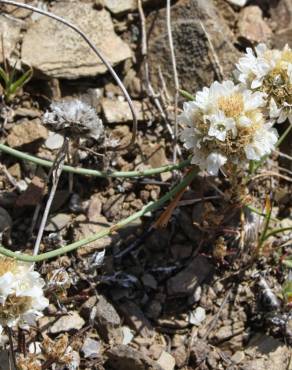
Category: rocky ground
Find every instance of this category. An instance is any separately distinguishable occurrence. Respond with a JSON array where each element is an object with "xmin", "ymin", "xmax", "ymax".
[{"xmin": 0, "ymin": 0, "xmax": 292, "ymax": 369}]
